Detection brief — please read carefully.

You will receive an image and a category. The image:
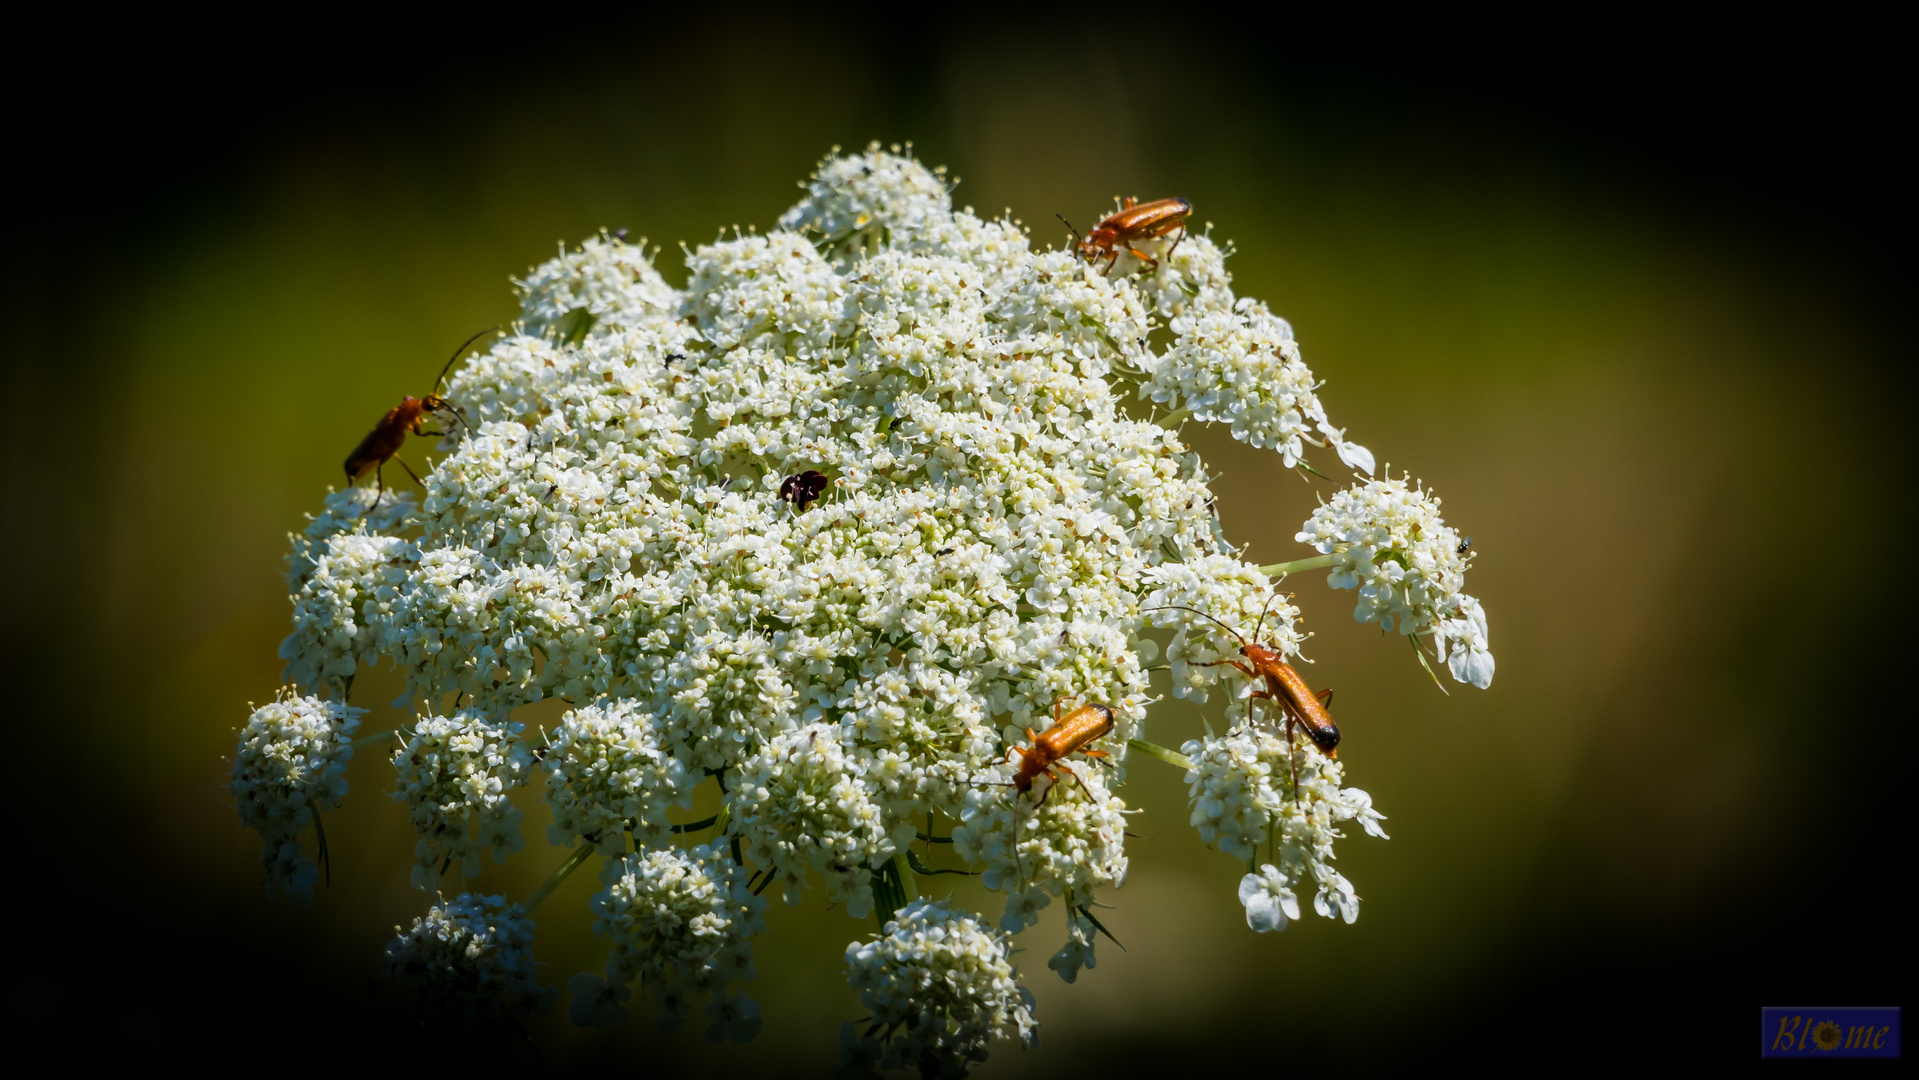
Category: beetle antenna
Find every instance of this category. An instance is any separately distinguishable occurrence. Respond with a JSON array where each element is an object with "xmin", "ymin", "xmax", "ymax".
[
  {"xmin": 1056, "ymin": 213, "xmax": 1084, "ymax": 251},
  {"xmin": 1142, "ymin": 605, "xmax": 1247, "ymax": 649},
  {"xmin": 1252, "ymin": 590, "xmax": 1282, "ymax": 646},
  {"xmin": 433, "ymin": 326, "xmax": 500, "ymax": 398}
]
